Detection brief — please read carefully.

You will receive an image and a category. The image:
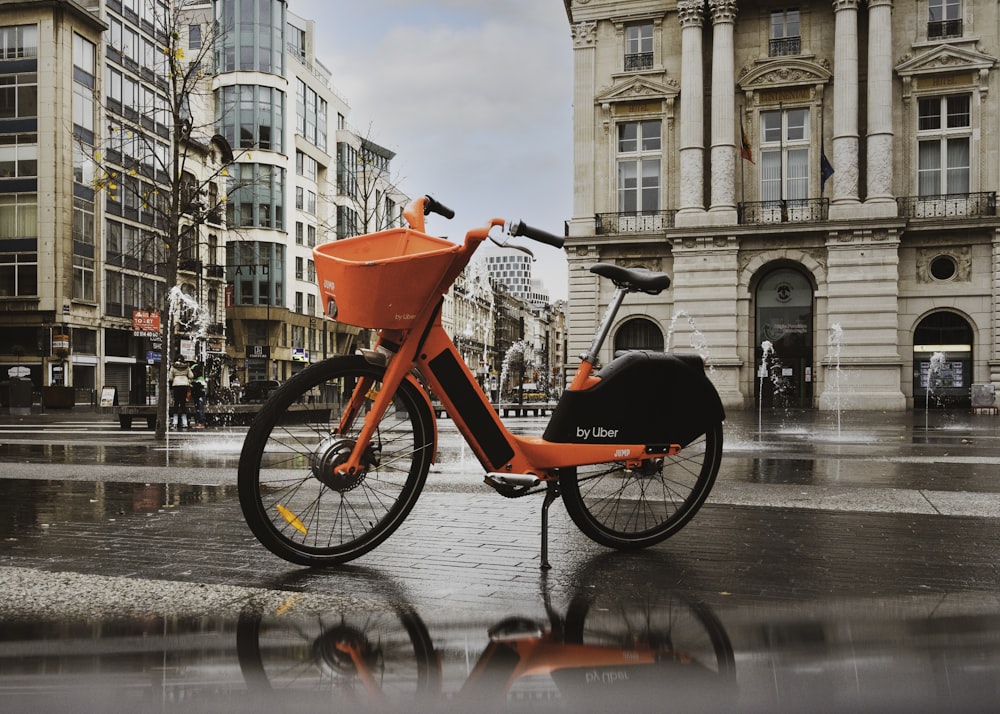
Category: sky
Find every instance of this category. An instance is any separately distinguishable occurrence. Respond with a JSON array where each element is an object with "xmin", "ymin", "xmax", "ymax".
[{"xmin": 291, "ymin": 0, "xmax": 574, "ymax": 301}]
